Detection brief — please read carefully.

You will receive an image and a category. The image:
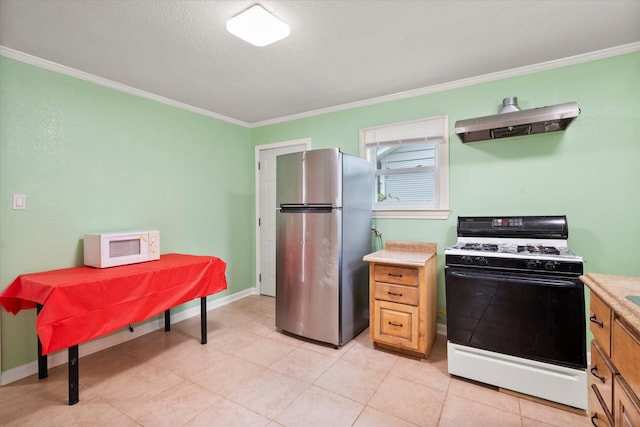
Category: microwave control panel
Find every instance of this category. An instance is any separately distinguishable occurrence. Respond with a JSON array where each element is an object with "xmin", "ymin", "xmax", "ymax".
[{"xmin": 148, "ymin": 230, "xmax": 160, "ymax": 260}]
